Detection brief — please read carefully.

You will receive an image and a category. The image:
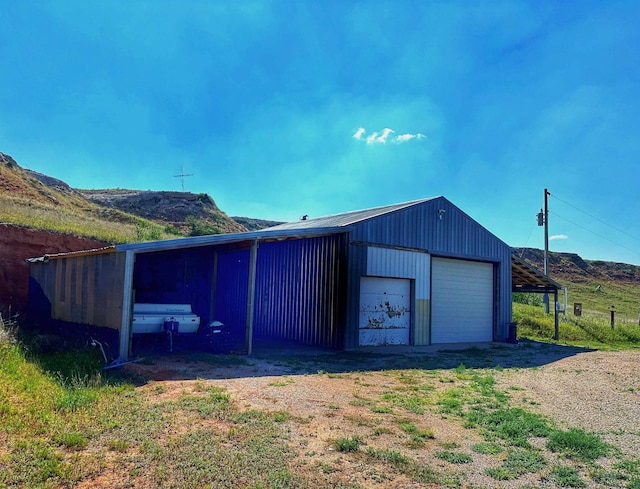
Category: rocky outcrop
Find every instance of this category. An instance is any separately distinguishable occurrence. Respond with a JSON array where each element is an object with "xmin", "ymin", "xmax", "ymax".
[{"xmin": 80, "ymin": 190, "xmax": 247, "ymax": 234}]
